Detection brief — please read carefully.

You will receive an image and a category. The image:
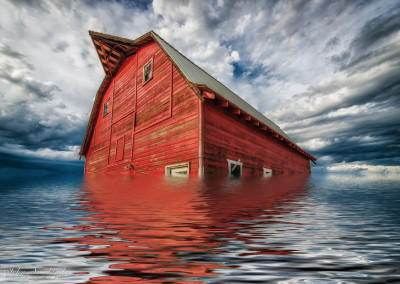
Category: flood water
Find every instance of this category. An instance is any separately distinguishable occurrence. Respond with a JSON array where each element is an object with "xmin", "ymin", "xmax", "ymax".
[{"xmin": 0, "ymin": 172, "xmax": 400, "ymax": 283}]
